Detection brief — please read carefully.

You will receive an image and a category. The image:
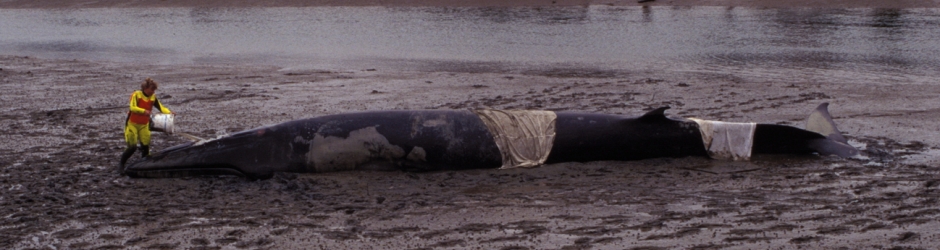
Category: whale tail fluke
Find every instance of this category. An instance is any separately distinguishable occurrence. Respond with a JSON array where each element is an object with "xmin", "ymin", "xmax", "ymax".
[
  {"xmin": 804, "ymin": 103, "xmax": 858, "ymax": 157},
  {"xmin": 805, "ymin": 103, "xmax": 848, "ymax": 143}
]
